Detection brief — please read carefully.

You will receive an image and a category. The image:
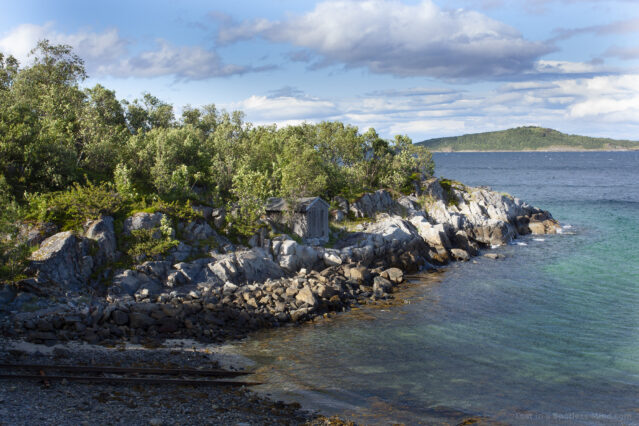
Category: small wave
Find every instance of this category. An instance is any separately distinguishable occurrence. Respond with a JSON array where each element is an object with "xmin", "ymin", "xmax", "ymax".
[
  {"xmin": 563, "ymin": 224, "xmax": 572, "ymax": 229},
  {"xmin": 533, "ymin": 238, "xmax": 545, "ymax": 242},
  {"xmin": 557, "ymin": 228, "xmax": 563, "ymax": 234},
  {"xmin": 490, "ymin": 244, "xmax": 501, "ymax": 249},
  {"xmin": 516, "ymin": 242, "xmax": 528, "ymax": 246}
]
